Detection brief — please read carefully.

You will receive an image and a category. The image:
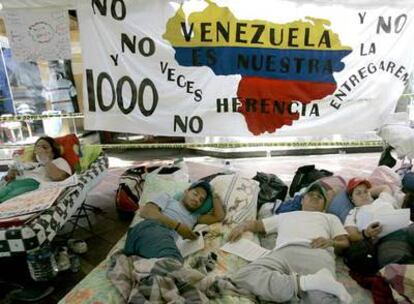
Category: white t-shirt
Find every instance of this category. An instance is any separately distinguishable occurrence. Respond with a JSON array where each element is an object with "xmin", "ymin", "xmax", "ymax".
[
  {"xmin": 344, "ymin": 192, "xmax": 397, "ymax": 228},
  {"xmin": 22, "ymin": 157, "xmax": 72, "ymax": 184},
  {"xmin": 262, "ymin": 211, "xmax": 347, "ymax": 255}
]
